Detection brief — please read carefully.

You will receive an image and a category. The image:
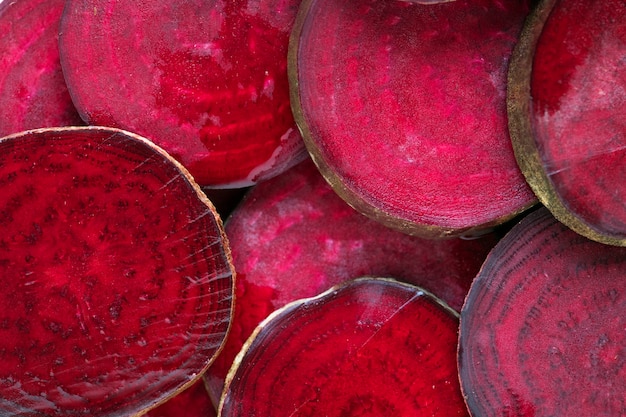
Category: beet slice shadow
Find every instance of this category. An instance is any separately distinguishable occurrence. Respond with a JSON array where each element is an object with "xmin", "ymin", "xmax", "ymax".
[
  {"xmin": 507, "ymin": 0, "xmax": 626, "ymax": 246},
  {"xmin": 0, "ymin": 127, "xmax": 234, "ymax": 416},
  {"xmin": 219, "ymin": 278, "xmax": 469, "ymax": 416},
  {"xmin": 144, "ymin": 379, "xmax": 217, "ymax": 417},
  {"xmin": 289, "ymin": 0, "xmax": 537, "ymax": 238},
  {"xmin": 0, "ymin": 0, "xmax": 83, "ymax": 136},
  {"xmin": 203, "ymin": 157, "xmax": 500, "ymax": 403},
  {"xmin": 58, "ymin": 0, "xmax": 307, "ymax": 188},
  {"xmin": 459, "ymin": 207, "xmax": 626, "ymax": 416}
]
